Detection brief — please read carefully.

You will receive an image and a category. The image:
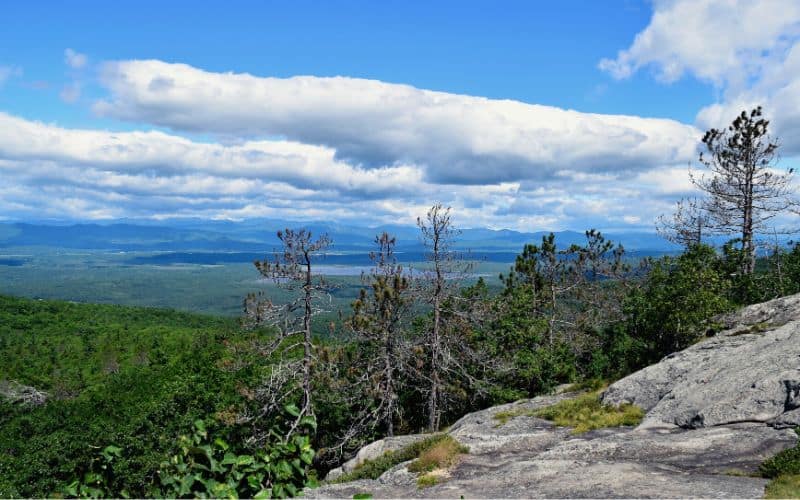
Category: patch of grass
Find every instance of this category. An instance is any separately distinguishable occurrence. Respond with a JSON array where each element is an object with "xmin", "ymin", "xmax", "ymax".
[
  {"xmin": 331, "ymin": 434, "xmax": 451, "ymax": 483},
  {"xmin": 760, "ymin": 428, "xmax": 800, "ymax": 479},
  {"xmin": 493, "ymin": 390, "xmax": 644, "ymax": 434},
  {"xmin": 352, "ymin": 493, "xmax": 373, "ymax": 499},
  {"xmin": 533, "ymin": 390, "xmax": 643, "ymax": 434},
  {"xmin": 722, "ymin": 469, "xmax": 760, "ymax": 478},
  {"xmin": 764, "ymin": 474, "xmax": 800, "ymax": 499},
  {"xmin": 760, "ymin": 427, "xmax": 800, "ymax": 498},
  {"xmin": 407, "ymin": 436, "xmax": 469, "ymax": 473},
  {"xmin": 730, "ymin": 321, "xmax": 772, "ymax": 336},
  {"xmin": 417, "ymin": 474, "xmax": 440, "ymax": 489}
]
